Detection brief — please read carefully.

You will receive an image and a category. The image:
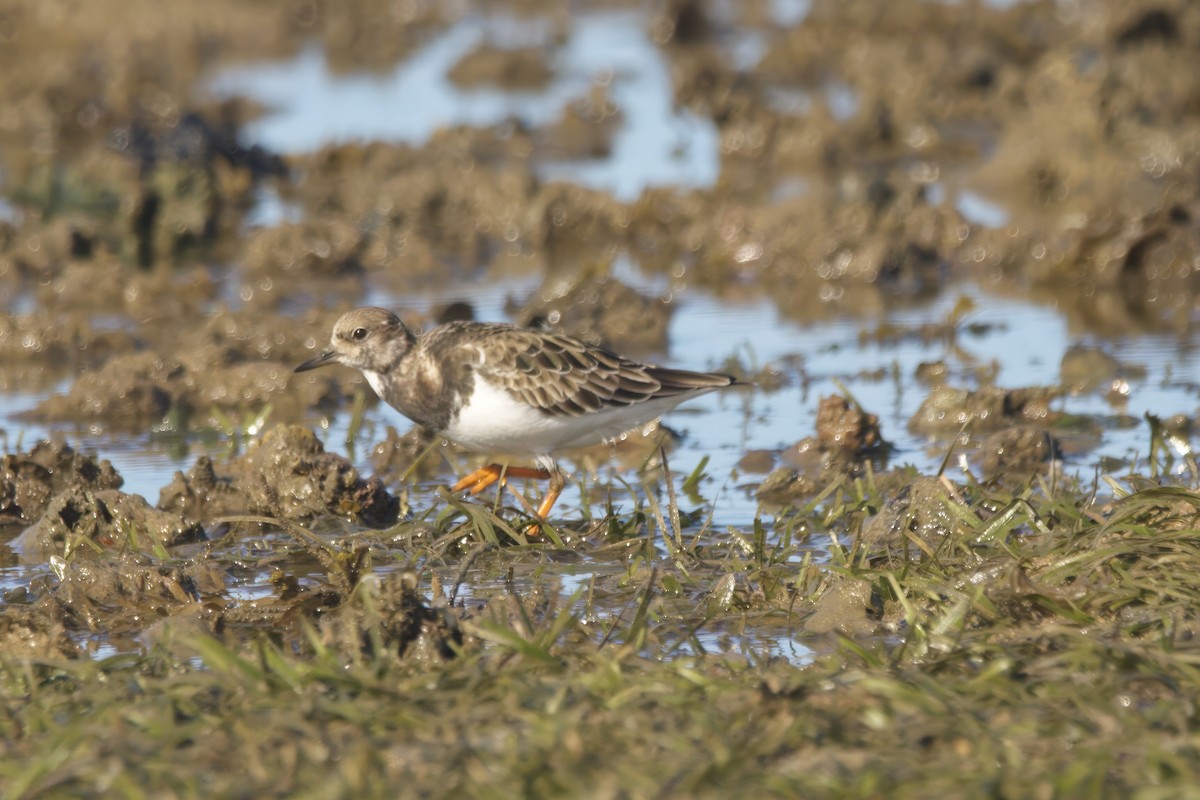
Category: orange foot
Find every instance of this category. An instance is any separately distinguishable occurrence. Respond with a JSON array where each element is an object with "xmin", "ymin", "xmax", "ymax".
[
  {"xmin": 451, "ymin": 464, "xmax": 564, "ymax": 536},
  {"xmin": 525, "ymin": 470, "xmax": 566, "ymax": 537}
]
